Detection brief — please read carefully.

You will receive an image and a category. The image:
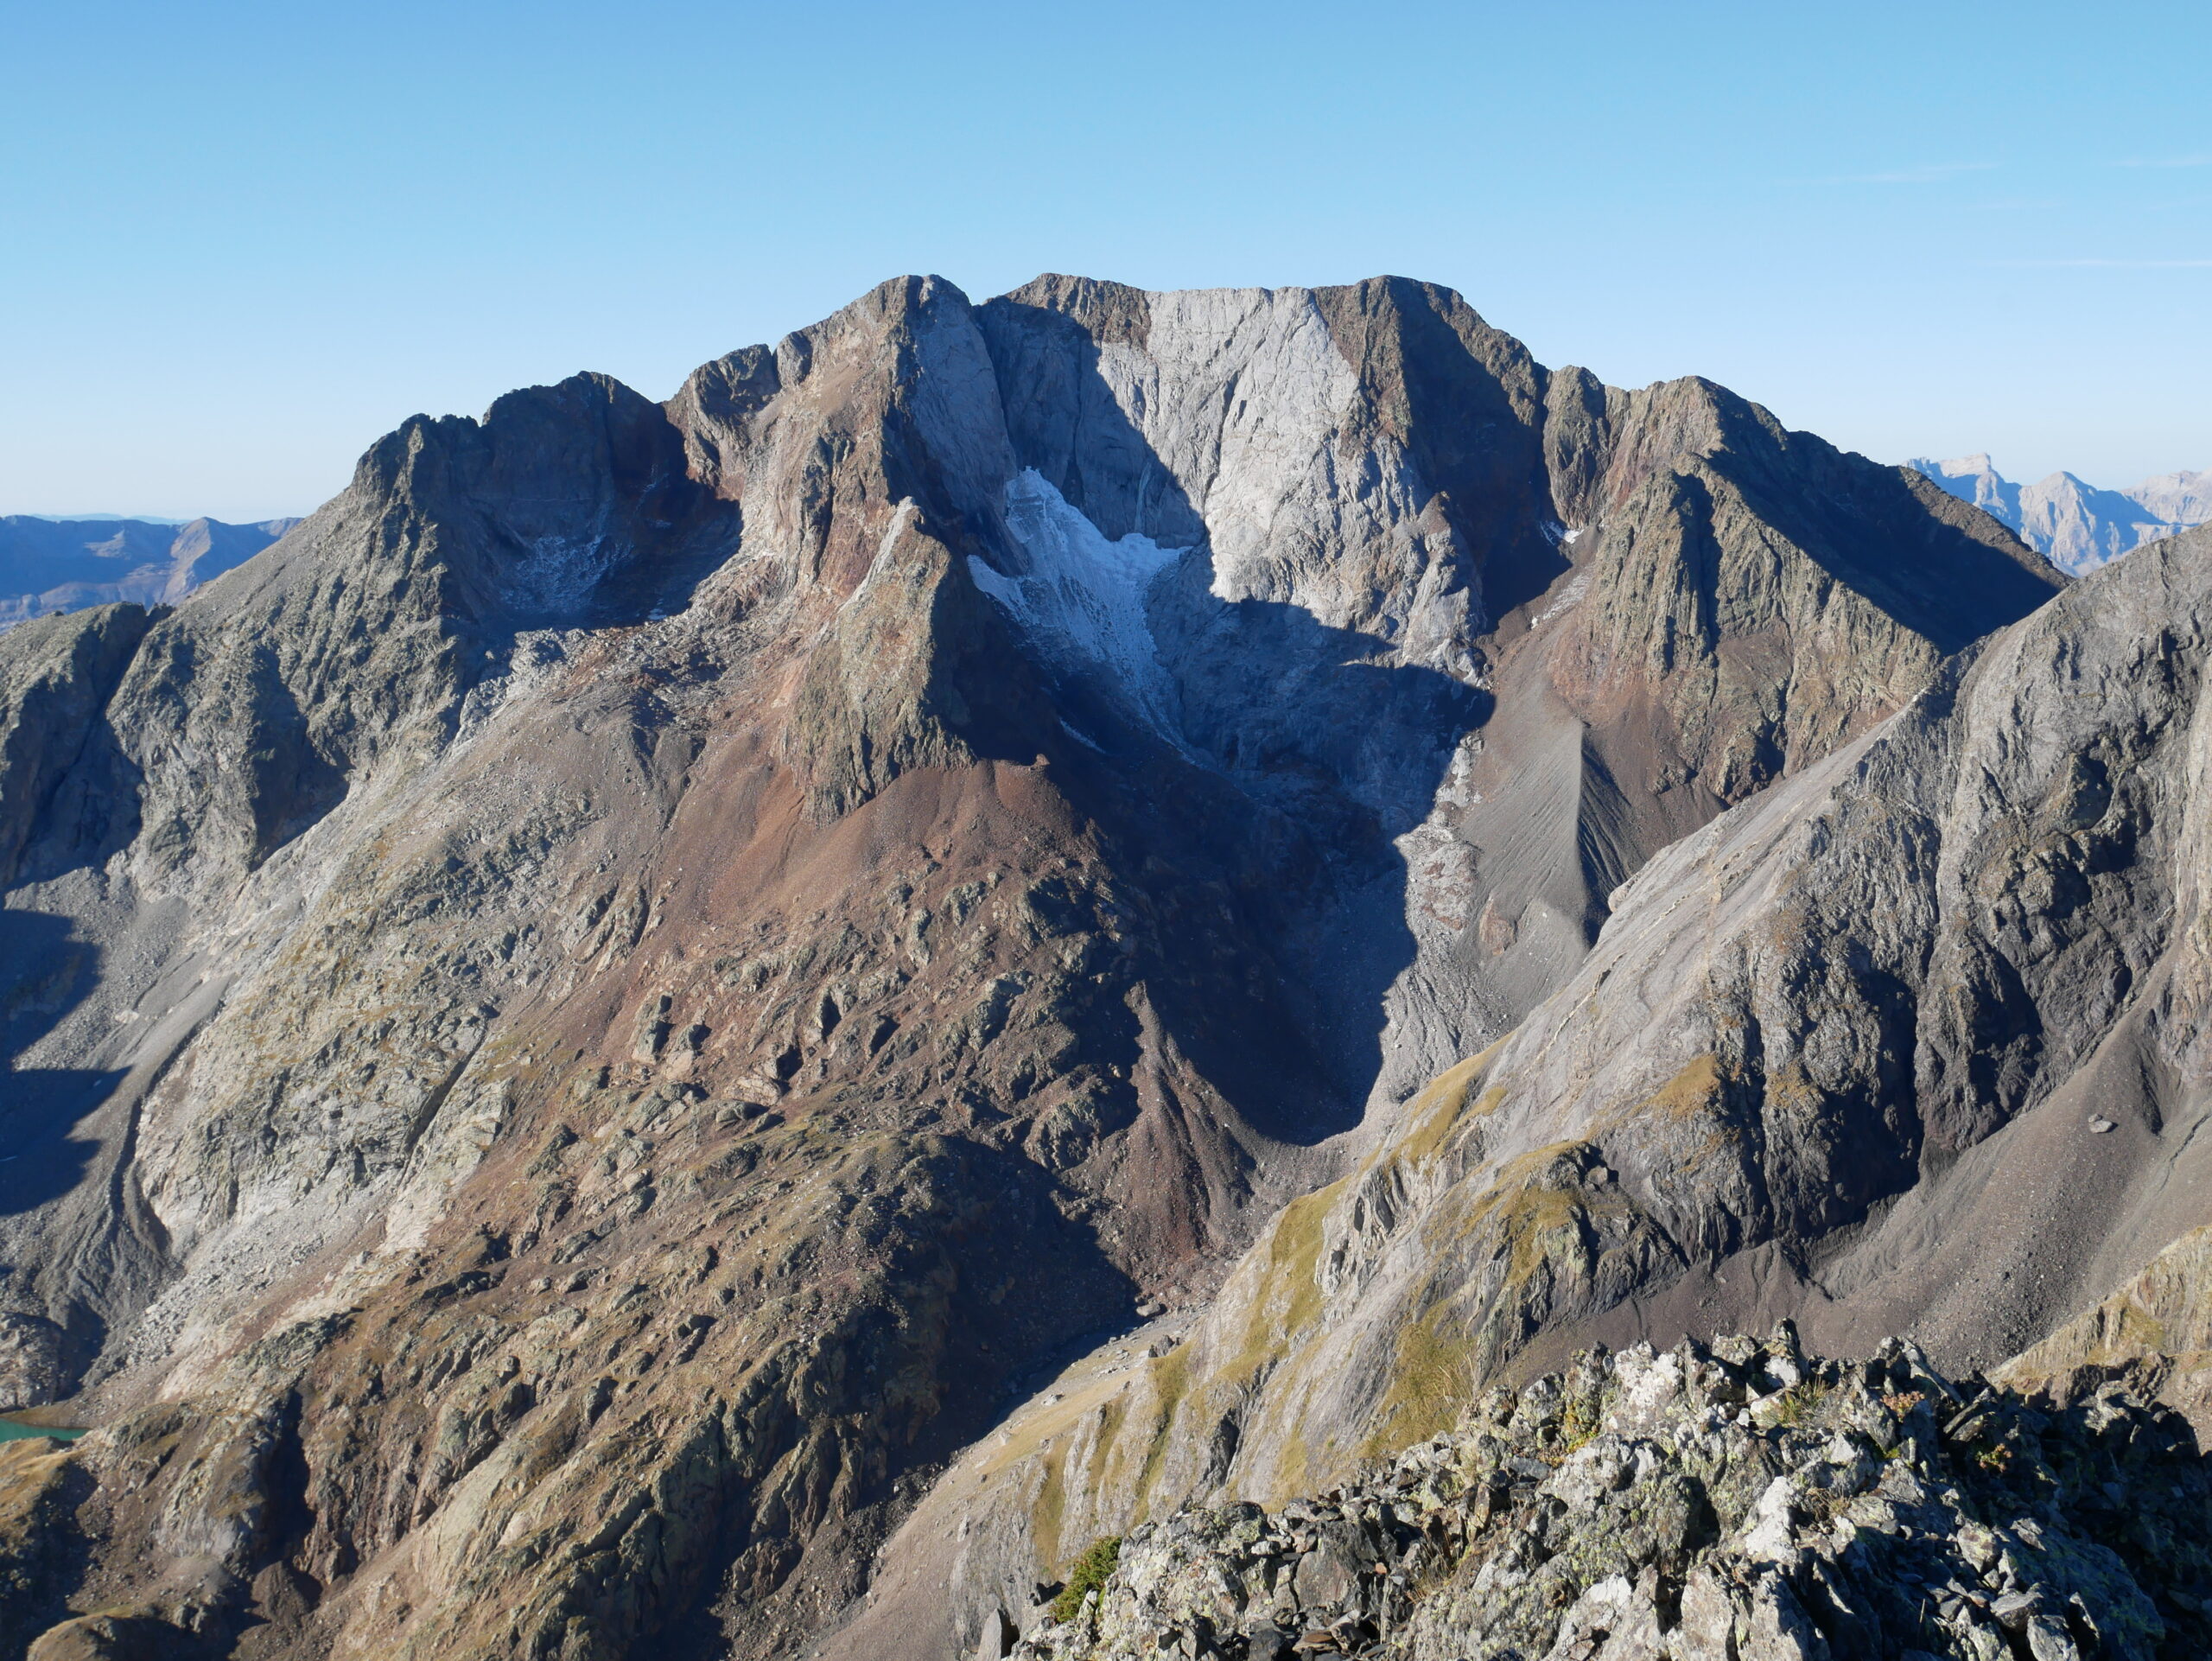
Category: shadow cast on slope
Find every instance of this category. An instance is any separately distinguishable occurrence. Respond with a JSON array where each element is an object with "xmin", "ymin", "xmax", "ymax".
[
  {"xmin": 1052, "ymin": 610, "xmax": 1485, "ymax": 1148},
  {"xmin": 0, "ymin": 909, "xmax": 126, "ymax": 1219},
  {"xmin": 1707, "ymin": 442, "xmax": 2066, "ymax": 653},
  {"xmin": 969, "ymin": 297, "xmax": 1491, "ymax": 1144},
  {"xmin": 655, "ymin": 1136, "xmax": 1140, "ymax": 1661}
]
